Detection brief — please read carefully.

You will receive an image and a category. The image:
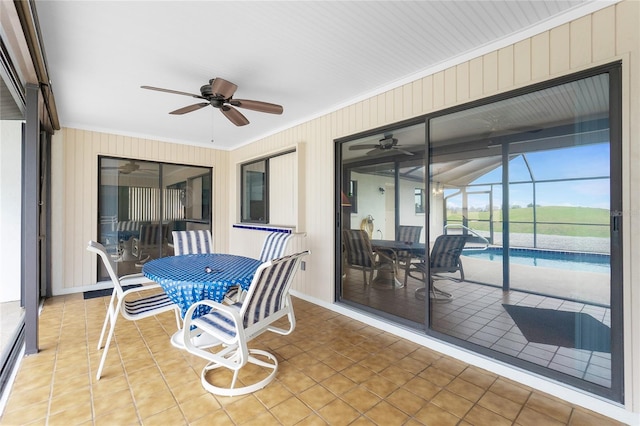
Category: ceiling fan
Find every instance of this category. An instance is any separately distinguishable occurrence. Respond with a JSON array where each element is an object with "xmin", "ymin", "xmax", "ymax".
[
  {"xmin": 104, "ymin": 160, "xmax": 151, "ymax": 175},
  {"xmin": 349, "ymin": 135, "xmax": 415, "ymax": 156},
  {"xmin": 141, "ymin": 77, "xmax": 283, "ymax": 126}
]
